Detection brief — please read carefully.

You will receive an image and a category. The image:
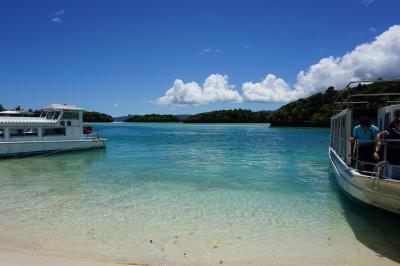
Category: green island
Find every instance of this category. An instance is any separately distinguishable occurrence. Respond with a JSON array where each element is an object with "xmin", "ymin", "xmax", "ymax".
[
  {"xmin": 124, "ymin": 114, "xmax": 180, "ymax": 122},
  {"xmin": 183, "ymin": 109, "xmax": 270, "ymax": 123},
  {"xmin": 83, "ymin": 111, "xmax": 113, "ymax": 122}
]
